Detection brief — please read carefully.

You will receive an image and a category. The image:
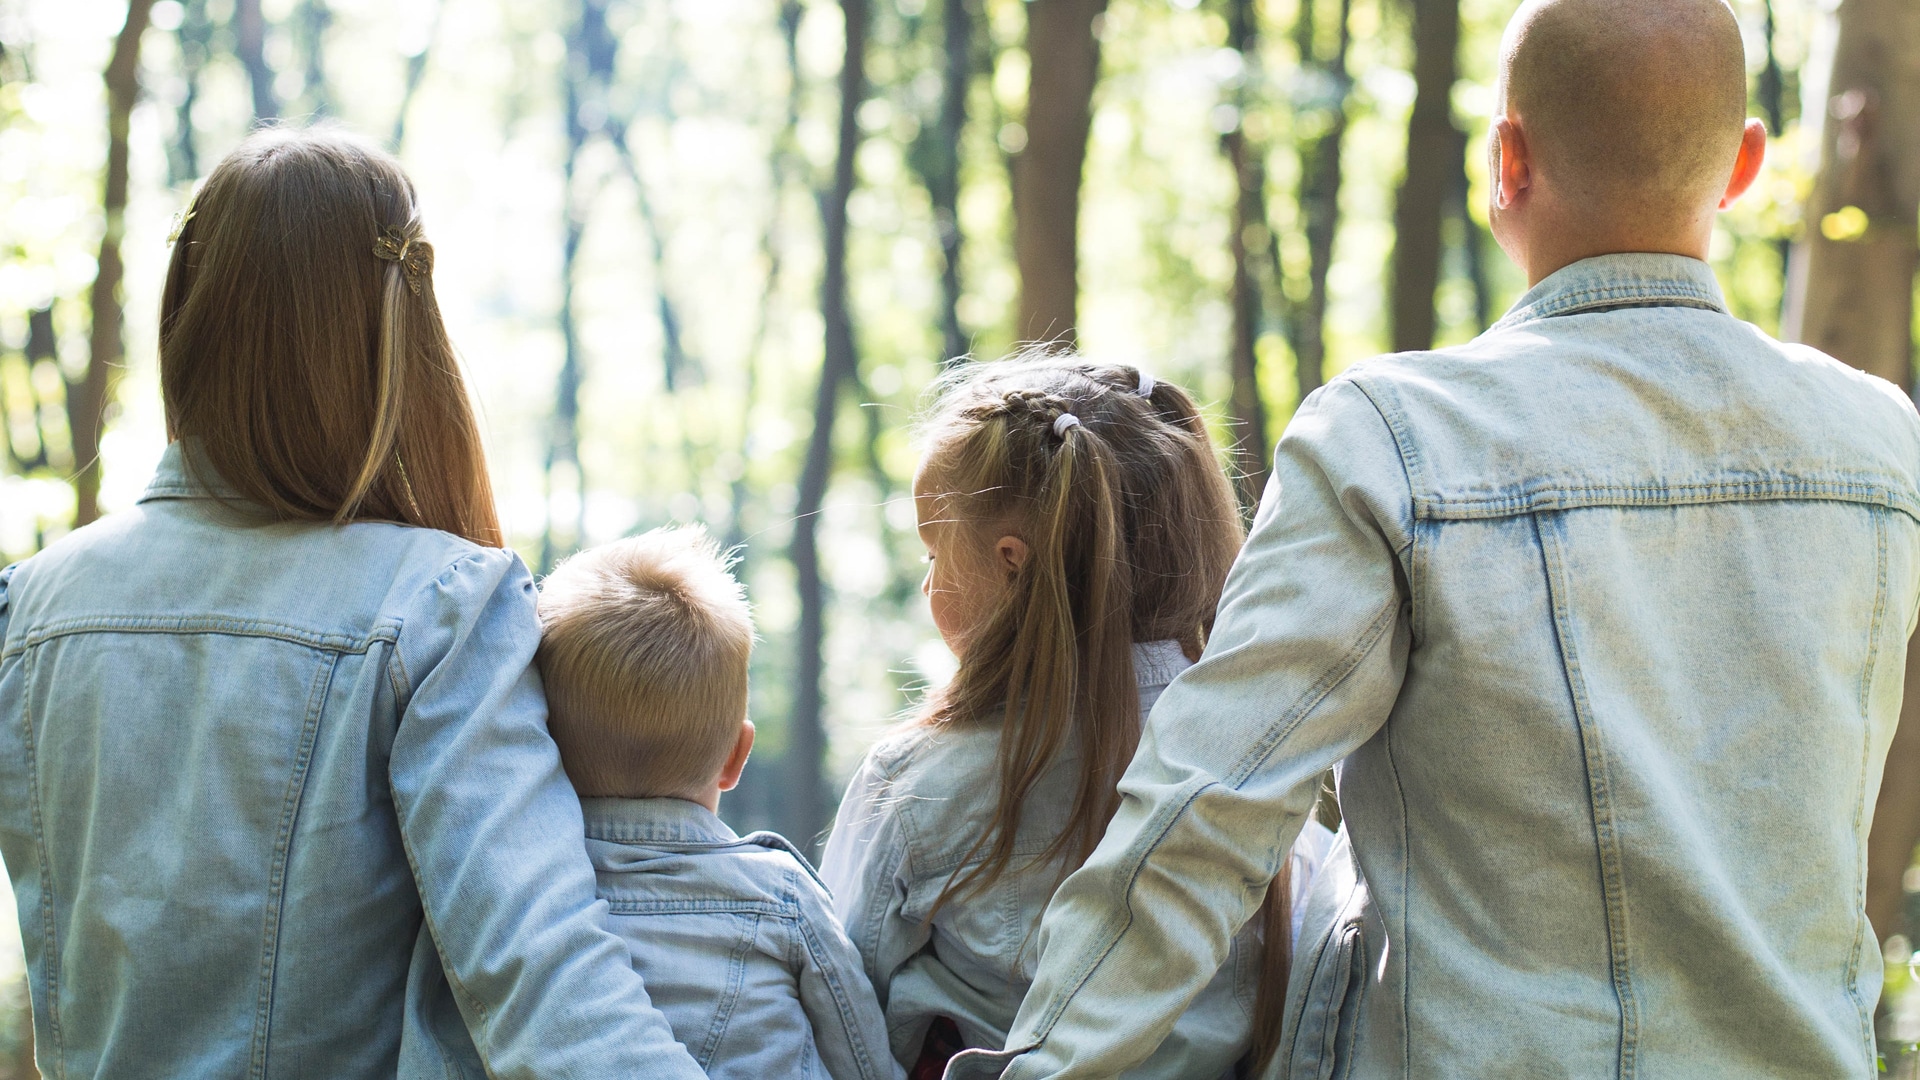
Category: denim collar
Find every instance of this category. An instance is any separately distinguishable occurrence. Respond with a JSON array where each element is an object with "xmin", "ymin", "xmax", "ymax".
[
  {"xmin": 1490, "ymin": 253, "xmax": 1728, "ymax": 334},
  {"xmin": 138, "ymin": 440, "xmax": 240, "ymax": 502},
  {"xmin": 1134, "ymin": 640, "xmax": 1192, "ymax": 690},
  {"xmin": 580, "ymin": 796, "xmax": 740, "ymax": 845}
]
